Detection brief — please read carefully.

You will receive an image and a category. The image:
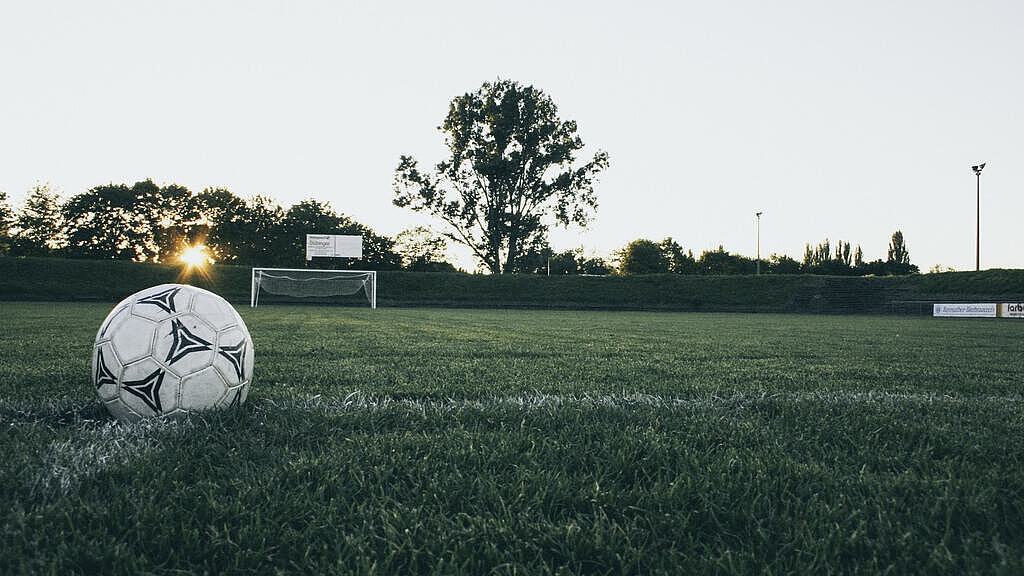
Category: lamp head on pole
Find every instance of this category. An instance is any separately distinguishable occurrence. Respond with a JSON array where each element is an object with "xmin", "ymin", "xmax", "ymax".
[
  {"xmin": 972, "ymin": 163, "xmax": 986, "ymax": 175},
  {"xmin": 756, "ymin": 211, "xmax": 763, "ymax": 218}
]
